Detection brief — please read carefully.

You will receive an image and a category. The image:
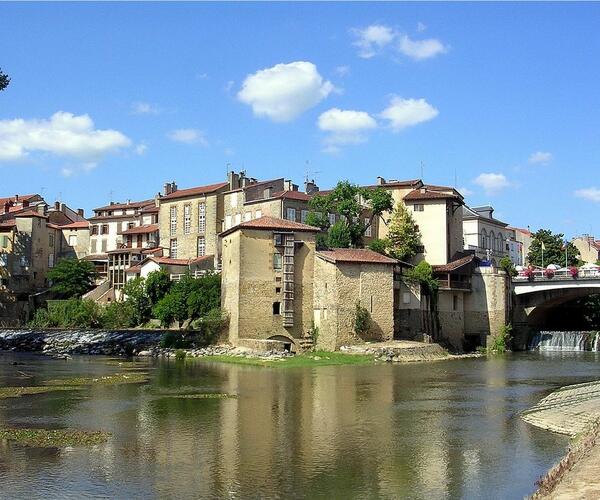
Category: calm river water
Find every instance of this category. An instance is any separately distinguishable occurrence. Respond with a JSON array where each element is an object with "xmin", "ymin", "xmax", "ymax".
[{"xmin": 1, "ymin": 352, "xmax": 599, "ymax": 499}]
